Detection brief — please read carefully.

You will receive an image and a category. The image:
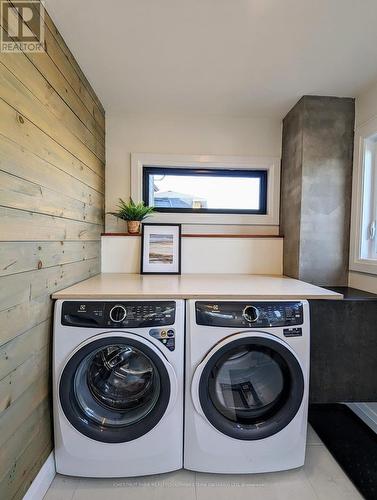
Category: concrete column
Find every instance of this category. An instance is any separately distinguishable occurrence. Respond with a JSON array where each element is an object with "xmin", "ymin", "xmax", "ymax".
[{"xmin": 280, "ymin": 96, "xmax": 354, "ymax": 286}]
